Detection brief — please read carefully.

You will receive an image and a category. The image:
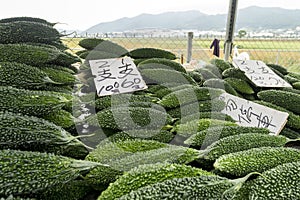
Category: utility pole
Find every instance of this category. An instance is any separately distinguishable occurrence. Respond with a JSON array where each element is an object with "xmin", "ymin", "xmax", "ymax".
[{"xmin": 224, "ymin": 0, "xmax": 239, "ymax": 61}]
